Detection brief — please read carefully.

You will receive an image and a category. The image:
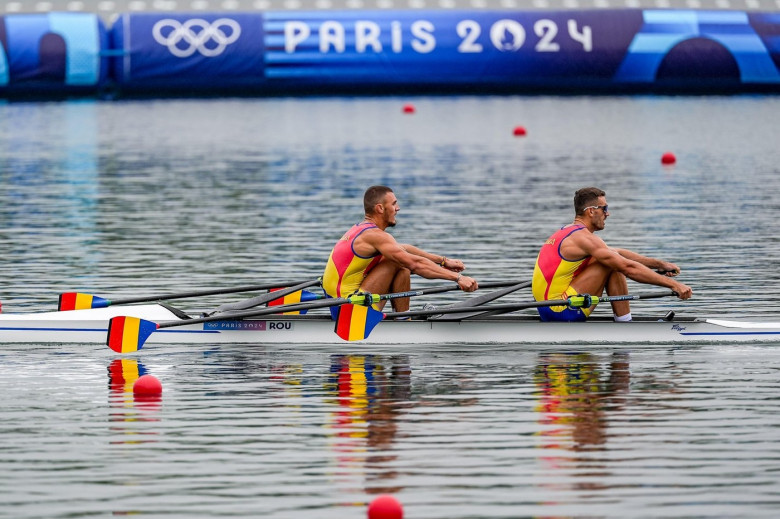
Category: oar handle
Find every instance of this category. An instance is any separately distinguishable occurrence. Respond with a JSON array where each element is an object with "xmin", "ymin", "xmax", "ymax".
[
  {"xmin": 566, "ymin": 290, "xmax": 676, "ymax": 309},
  {"xmin": 592, "ymin": 290, "xmax": 677, "ymax": 303}
]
